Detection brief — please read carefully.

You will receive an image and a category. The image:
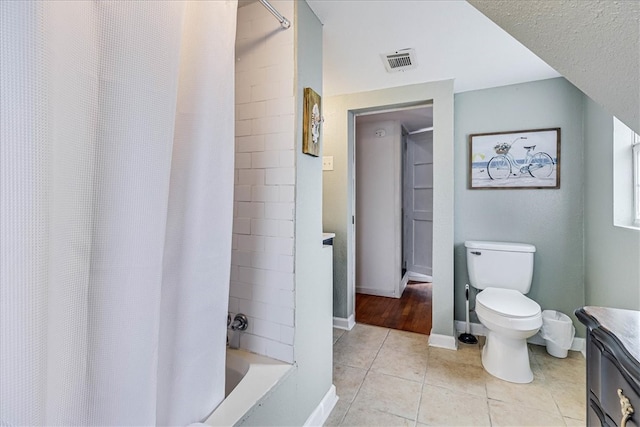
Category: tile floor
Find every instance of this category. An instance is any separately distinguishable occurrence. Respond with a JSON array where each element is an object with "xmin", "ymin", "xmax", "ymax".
[{"xmin": 326, "ymin": 324, "xmax": 586, "ymax": 427}]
